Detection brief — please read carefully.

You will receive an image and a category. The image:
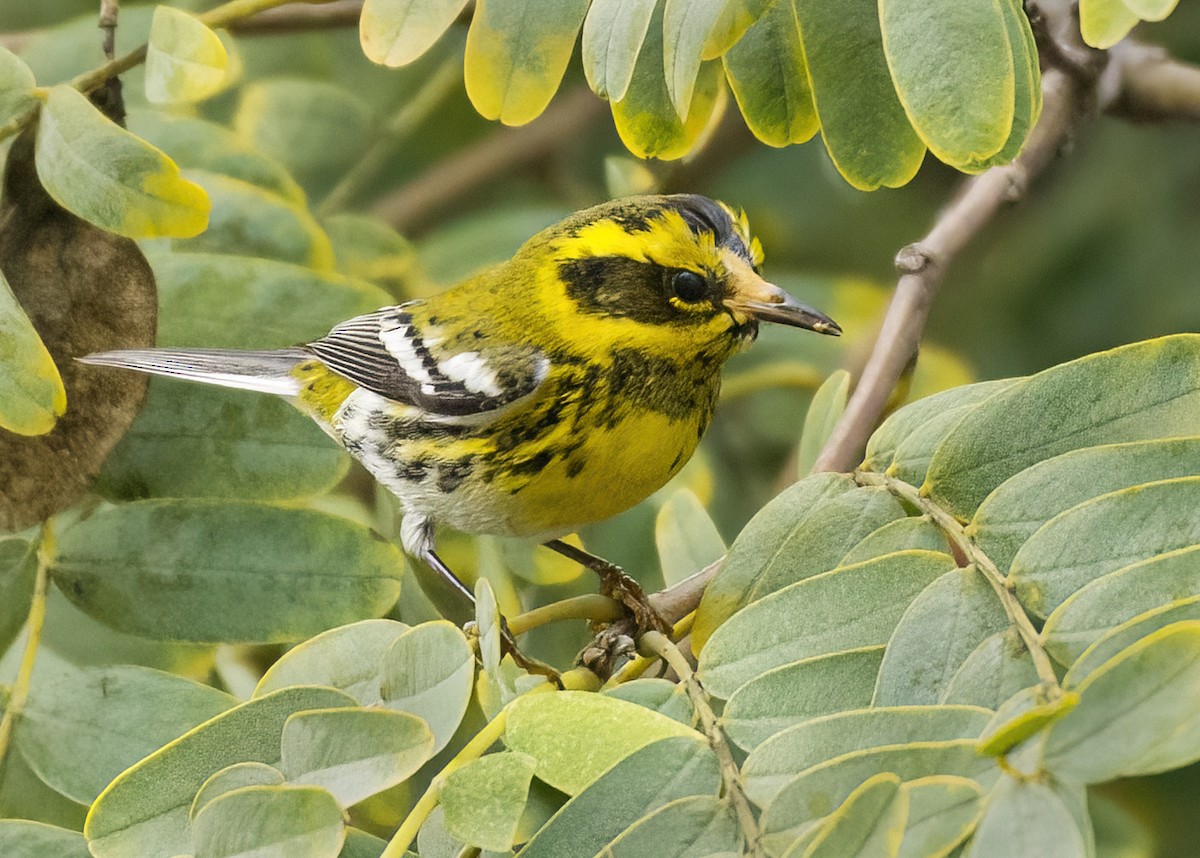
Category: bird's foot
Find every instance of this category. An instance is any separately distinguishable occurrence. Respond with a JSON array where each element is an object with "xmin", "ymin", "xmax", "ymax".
[
  {"xmin": 498, "ymin": 616, "xmax": 562, "ymax": 685},
  {"xmin": 594, "ymin": 563, "xmax": 672, "ymax": 637}
]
